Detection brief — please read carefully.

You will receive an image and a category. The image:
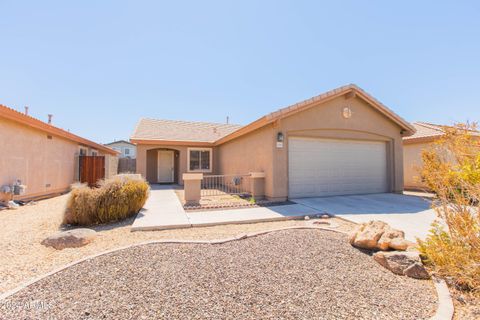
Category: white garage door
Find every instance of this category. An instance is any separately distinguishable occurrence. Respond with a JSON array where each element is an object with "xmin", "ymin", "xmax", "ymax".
[{"xmin": 288, "ymin": 137, "xmax": 388, "ymax": 198}]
